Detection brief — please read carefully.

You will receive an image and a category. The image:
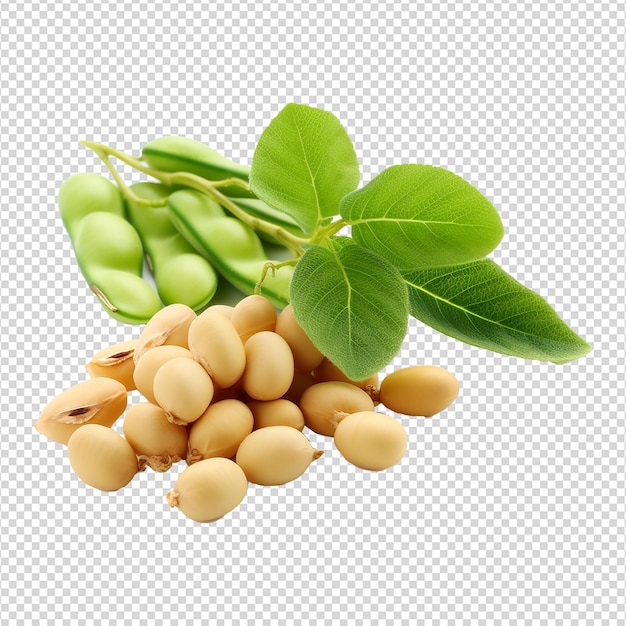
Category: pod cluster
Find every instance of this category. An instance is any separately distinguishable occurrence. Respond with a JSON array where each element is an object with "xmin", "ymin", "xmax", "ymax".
[{"xmin": 35, "ymin": 296, "xmax": 459, "ymax": 523}]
